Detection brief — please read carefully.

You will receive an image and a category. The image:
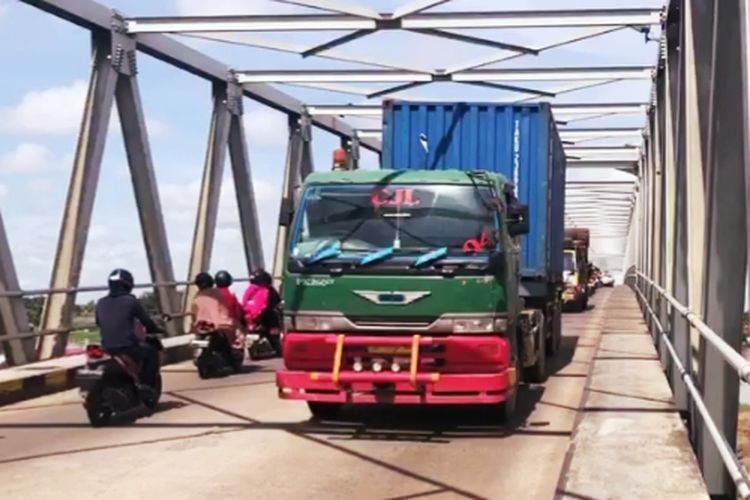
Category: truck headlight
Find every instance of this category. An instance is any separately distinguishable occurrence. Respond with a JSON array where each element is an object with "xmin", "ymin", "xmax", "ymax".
[
  {"xmin": 294, "ymin": 316, "xmax": 334, "ymax": 331},
  {"xmin": 453, "ymin": 317, "xmax": 494, "ymax": 334}
]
